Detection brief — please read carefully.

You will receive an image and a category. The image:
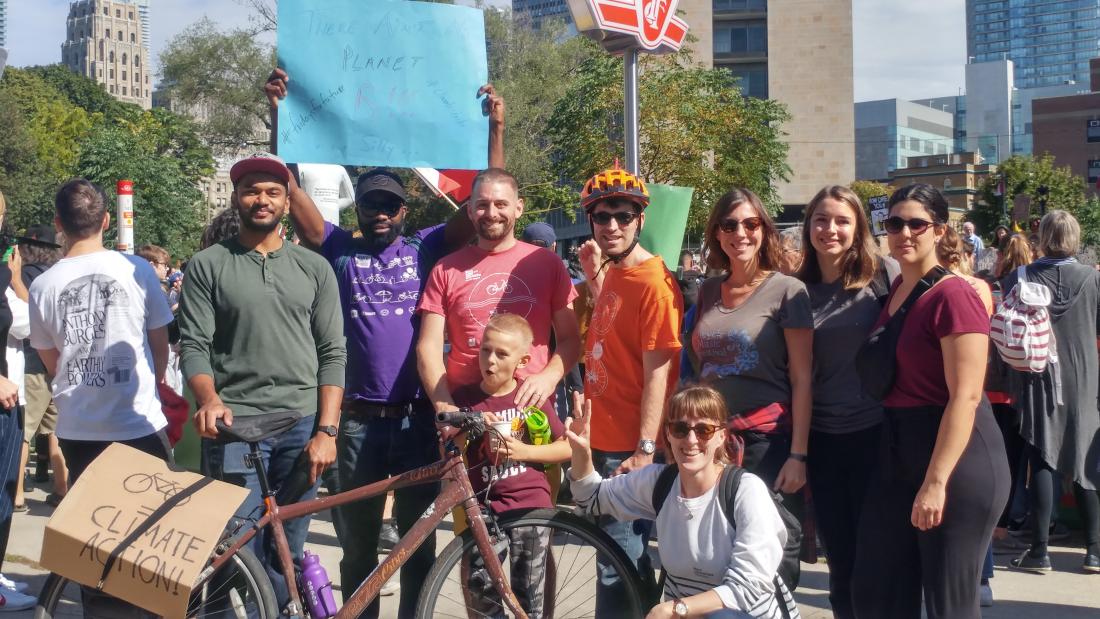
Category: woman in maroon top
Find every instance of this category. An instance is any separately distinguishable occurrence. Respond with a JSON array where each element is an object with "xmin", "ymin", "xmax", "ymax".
[{"xmin": 851, "ymin": 184, "xmax": 1009, "ymax": 619}]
